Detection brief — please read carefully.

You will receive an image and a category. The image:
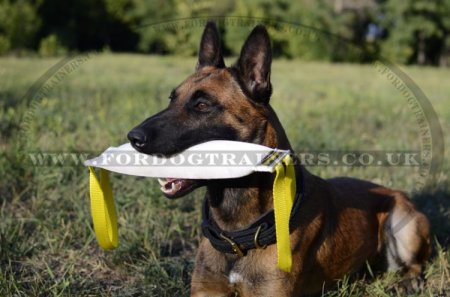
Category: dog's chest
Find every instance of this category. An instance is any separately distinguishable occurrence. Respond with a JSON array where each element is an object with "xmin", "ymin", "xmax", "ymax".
[
  {"xmin": 225, "ymin": 264, "xmax": 267, "ymax": 288},
  {"xmin": 228, "ymin": 271, "xmax": 244, "ymax": 284},
  {"xmin": 225, "ymin": 266, "xmax": 285, "ymax": 296}
]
